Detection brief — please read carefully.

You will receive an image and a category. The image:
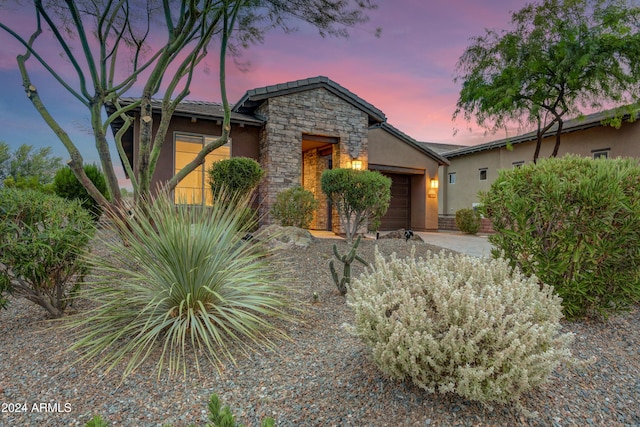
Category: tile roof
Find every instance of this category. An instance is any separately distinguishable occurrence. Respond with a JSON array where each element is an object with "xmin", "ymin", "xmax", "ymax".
[
  {"xmin": 117, "ymin": 98, "xmax": 264, "ymax": 126},
  {"xmin": 232, "ymin": 76, "xmax": 386, "ymax": 125},
  {"xmin": 444, "ymin": 106, "xmax": 640, "ymax": 158}
]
